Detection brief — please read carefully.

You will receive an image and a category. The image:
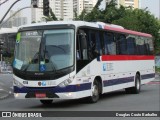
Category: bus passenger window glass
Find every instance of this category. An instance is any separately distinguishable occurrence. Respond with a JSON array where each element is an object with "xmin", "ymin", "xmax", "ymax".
[
  {"xmin": 99, "ymin": 32, "xmax": 105, "ymax": 55},
  {"xmin": 144, "ymin": 39, "xmax": 150, "ymax": 55},
  {"xmin": 77, "ymin": 30, "xmax": 88, "ymax": 60},
  {"xmin": 136, "ymin": 37, "xmax": 146, "ymax": 55},
  {"xmin": 104, "ymin": 32, "xmax": 116, "ymax": 55},
  {"xmin": 95, "ymin": 32, "xmax": 102, "ymax": 55},
  {"xmin": 89, "ymin": 31, "xmax": 101, "ymax": 59},
  {"xmin": 117, "ymin": 34, "xmax": 126, "ymax": 55},
  {"xmin": 126, "ymin": 35, "xmax": 136, "ymax": 55},
  {"xmin": 147, "ymin": 38, "xmax": 154, "ymax": 55}
]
